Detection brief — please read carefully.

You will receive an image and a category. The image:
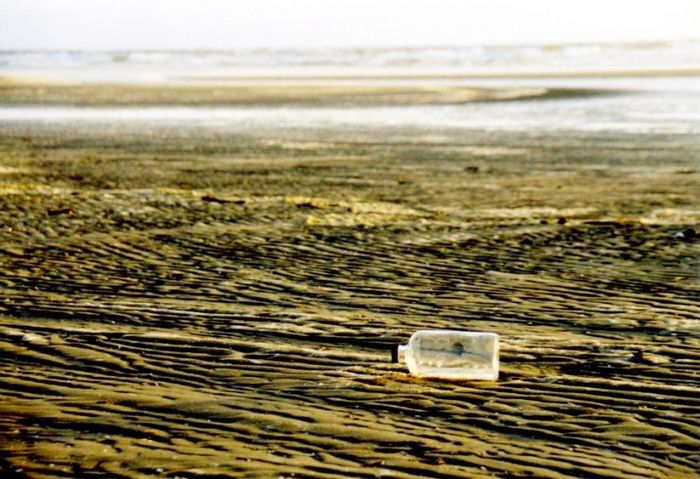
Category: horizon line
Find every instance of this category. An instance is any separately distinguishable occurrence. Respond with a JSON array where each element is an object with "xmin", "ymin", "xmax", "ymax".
[{"xmin": 2, "ymin": 37, "xmax": 700, "ymax": 53}]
